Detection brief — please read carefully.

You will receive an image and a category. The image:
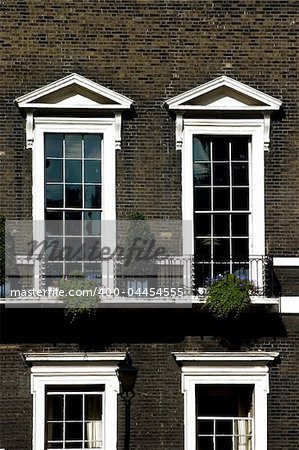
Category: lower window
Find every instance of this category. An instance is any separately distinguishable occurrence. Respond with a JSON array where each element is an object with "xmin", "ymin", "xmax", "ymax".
[
  {"xmin": 196, "ymin": 385, "xmax": 253, "ymax": 450},
  {"xmin": 46, "ymin": 386, "xmax": 104, "ymax": 450}
]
